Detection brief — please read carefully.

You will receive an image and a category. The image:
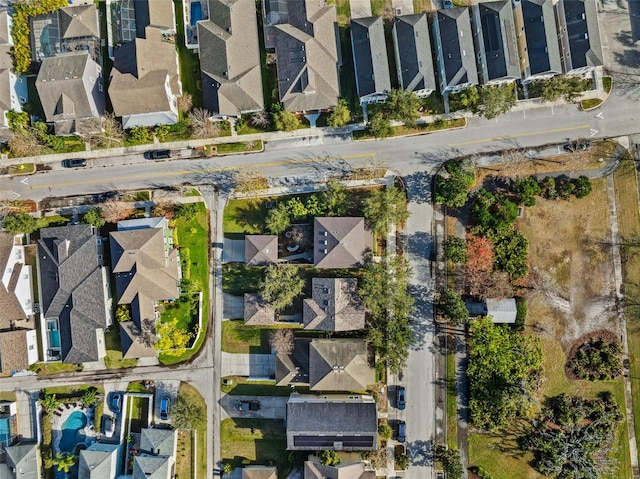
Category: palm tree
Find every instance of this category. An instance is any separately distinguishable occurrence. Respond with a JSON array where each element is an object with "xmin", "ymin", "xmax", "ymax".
[
  {"xmin": 81, "ymin": 389, "xmax": 98, "ymax": 408},
  {"xmin": 54, "ymin": 453, "xmax": 75, "ymax": 473},
  {"xmin": 39, "ymin": 392, "xmax": 60, "ymax": 415}
]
